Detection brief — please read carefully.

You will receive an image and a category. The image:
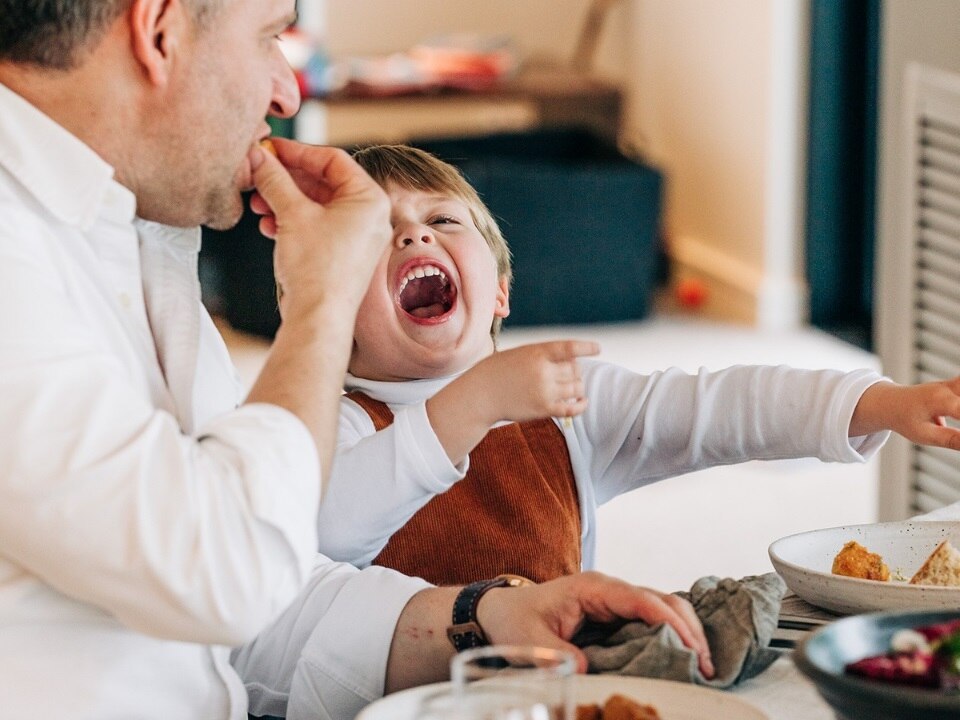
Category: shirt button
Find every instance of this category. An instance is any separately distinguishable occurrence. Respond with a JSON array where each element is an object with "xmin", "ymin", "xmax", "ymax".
[{"xmin": 119, "ymin": 292, "xmax": 131, "ymax": 309}]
